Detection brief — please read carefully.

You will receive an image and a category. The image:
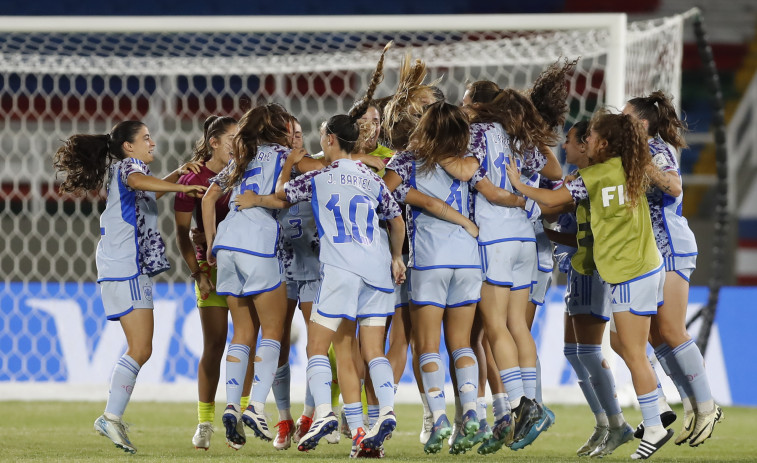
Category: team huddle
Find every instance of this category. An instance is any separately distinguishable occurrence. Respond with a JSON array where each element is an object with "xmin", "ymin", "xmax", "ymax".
[{"xmin": 53, "ymin": 43, "xmax": 722, "ymax": 460}]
